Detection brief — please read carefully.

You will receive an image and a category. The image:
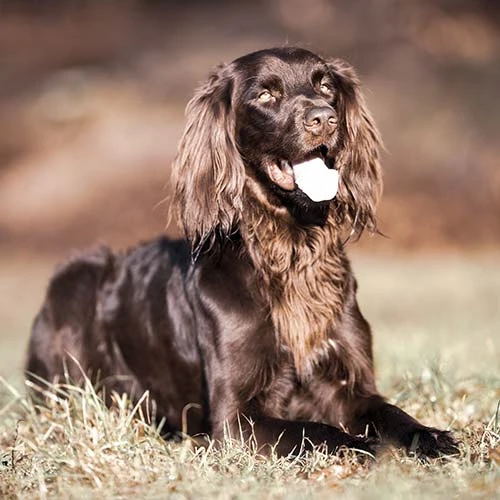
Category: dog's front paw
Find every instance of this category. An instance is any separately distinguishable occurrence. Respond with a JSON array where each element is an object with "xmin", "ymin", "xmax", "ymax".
[{"xmin": 408, "ymin": 427, "xmax": 459, "ymax": 458}]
